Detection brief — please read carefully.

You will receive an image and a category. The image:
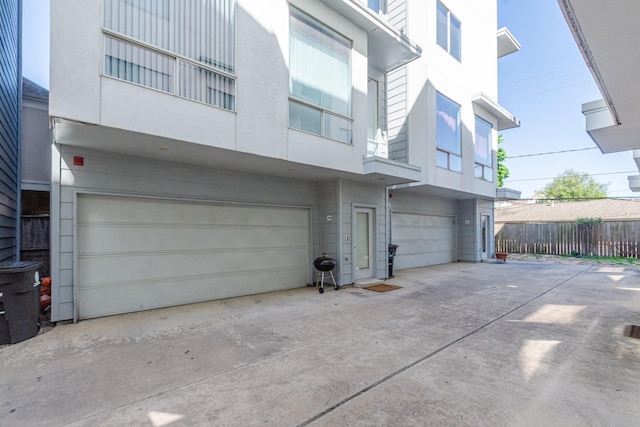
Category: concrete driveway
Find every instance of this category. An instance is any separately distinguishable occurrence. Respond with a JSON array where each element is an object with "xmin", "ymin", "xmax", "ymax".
[{"xmin": 1, "ymin": 261, "xmax": 639, "ymax": 426}]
